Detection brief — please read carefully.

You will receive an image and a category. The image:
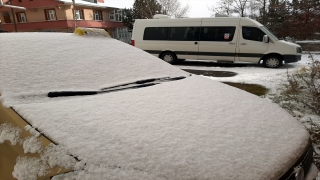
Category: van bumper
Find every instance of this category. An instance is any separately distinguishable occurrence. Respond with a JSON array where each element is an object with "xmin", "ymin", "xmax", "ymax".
[{"xmin": 283, "ymin": 54, "xmax": 302, "ymax": 63}]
